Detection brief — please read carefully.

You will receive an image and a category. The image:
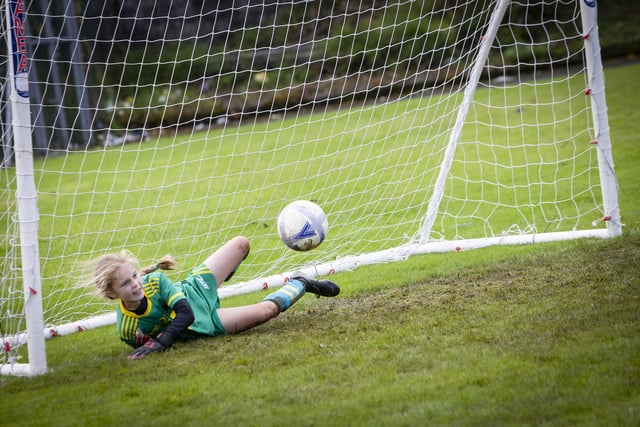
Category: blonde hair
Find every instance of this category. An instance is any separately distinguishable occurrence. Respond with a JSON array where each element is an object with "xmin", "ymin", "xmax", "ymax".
[{"xmin": 85, "ymin": 250, "xmax": 177, "ymax": 299}]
